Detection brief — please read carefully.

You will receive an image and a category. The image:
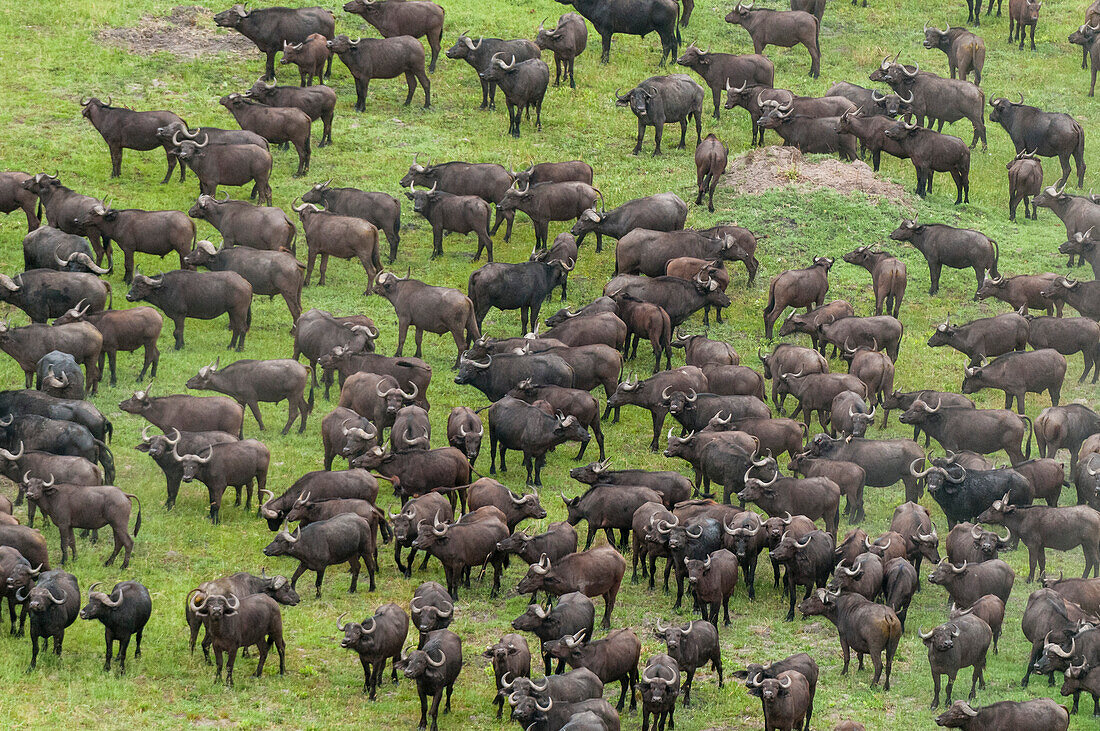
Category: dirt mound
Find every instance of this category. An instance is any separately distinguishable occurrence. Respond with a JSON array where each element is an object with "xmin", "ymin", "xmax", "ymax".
[
  {"xmin": 722, "ymin": 146, "xmax": 911, "ymax": 205},
  {"xmin": 96, "ymin": 6, "xmax": 255, "ymax": 59}
]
